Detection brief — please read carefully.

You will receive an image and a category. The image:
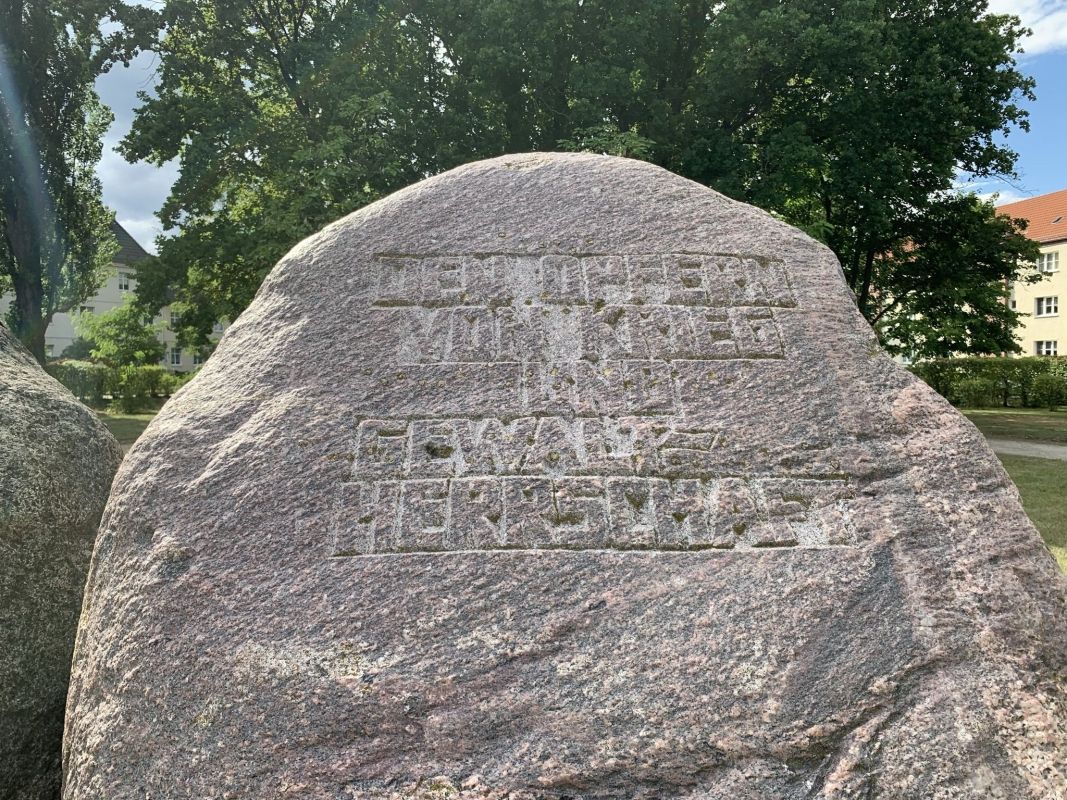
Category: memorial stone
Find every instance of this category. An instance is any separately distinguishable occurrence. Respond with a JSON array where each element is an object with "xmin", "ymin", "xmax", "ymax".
[
  {"xmin": 64, "ymin": 154, "xmax": 1067, "ymax": 799},
  {"xmin": 1, "ymin": 324, "xmax": 122, "ymax": 799}
]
